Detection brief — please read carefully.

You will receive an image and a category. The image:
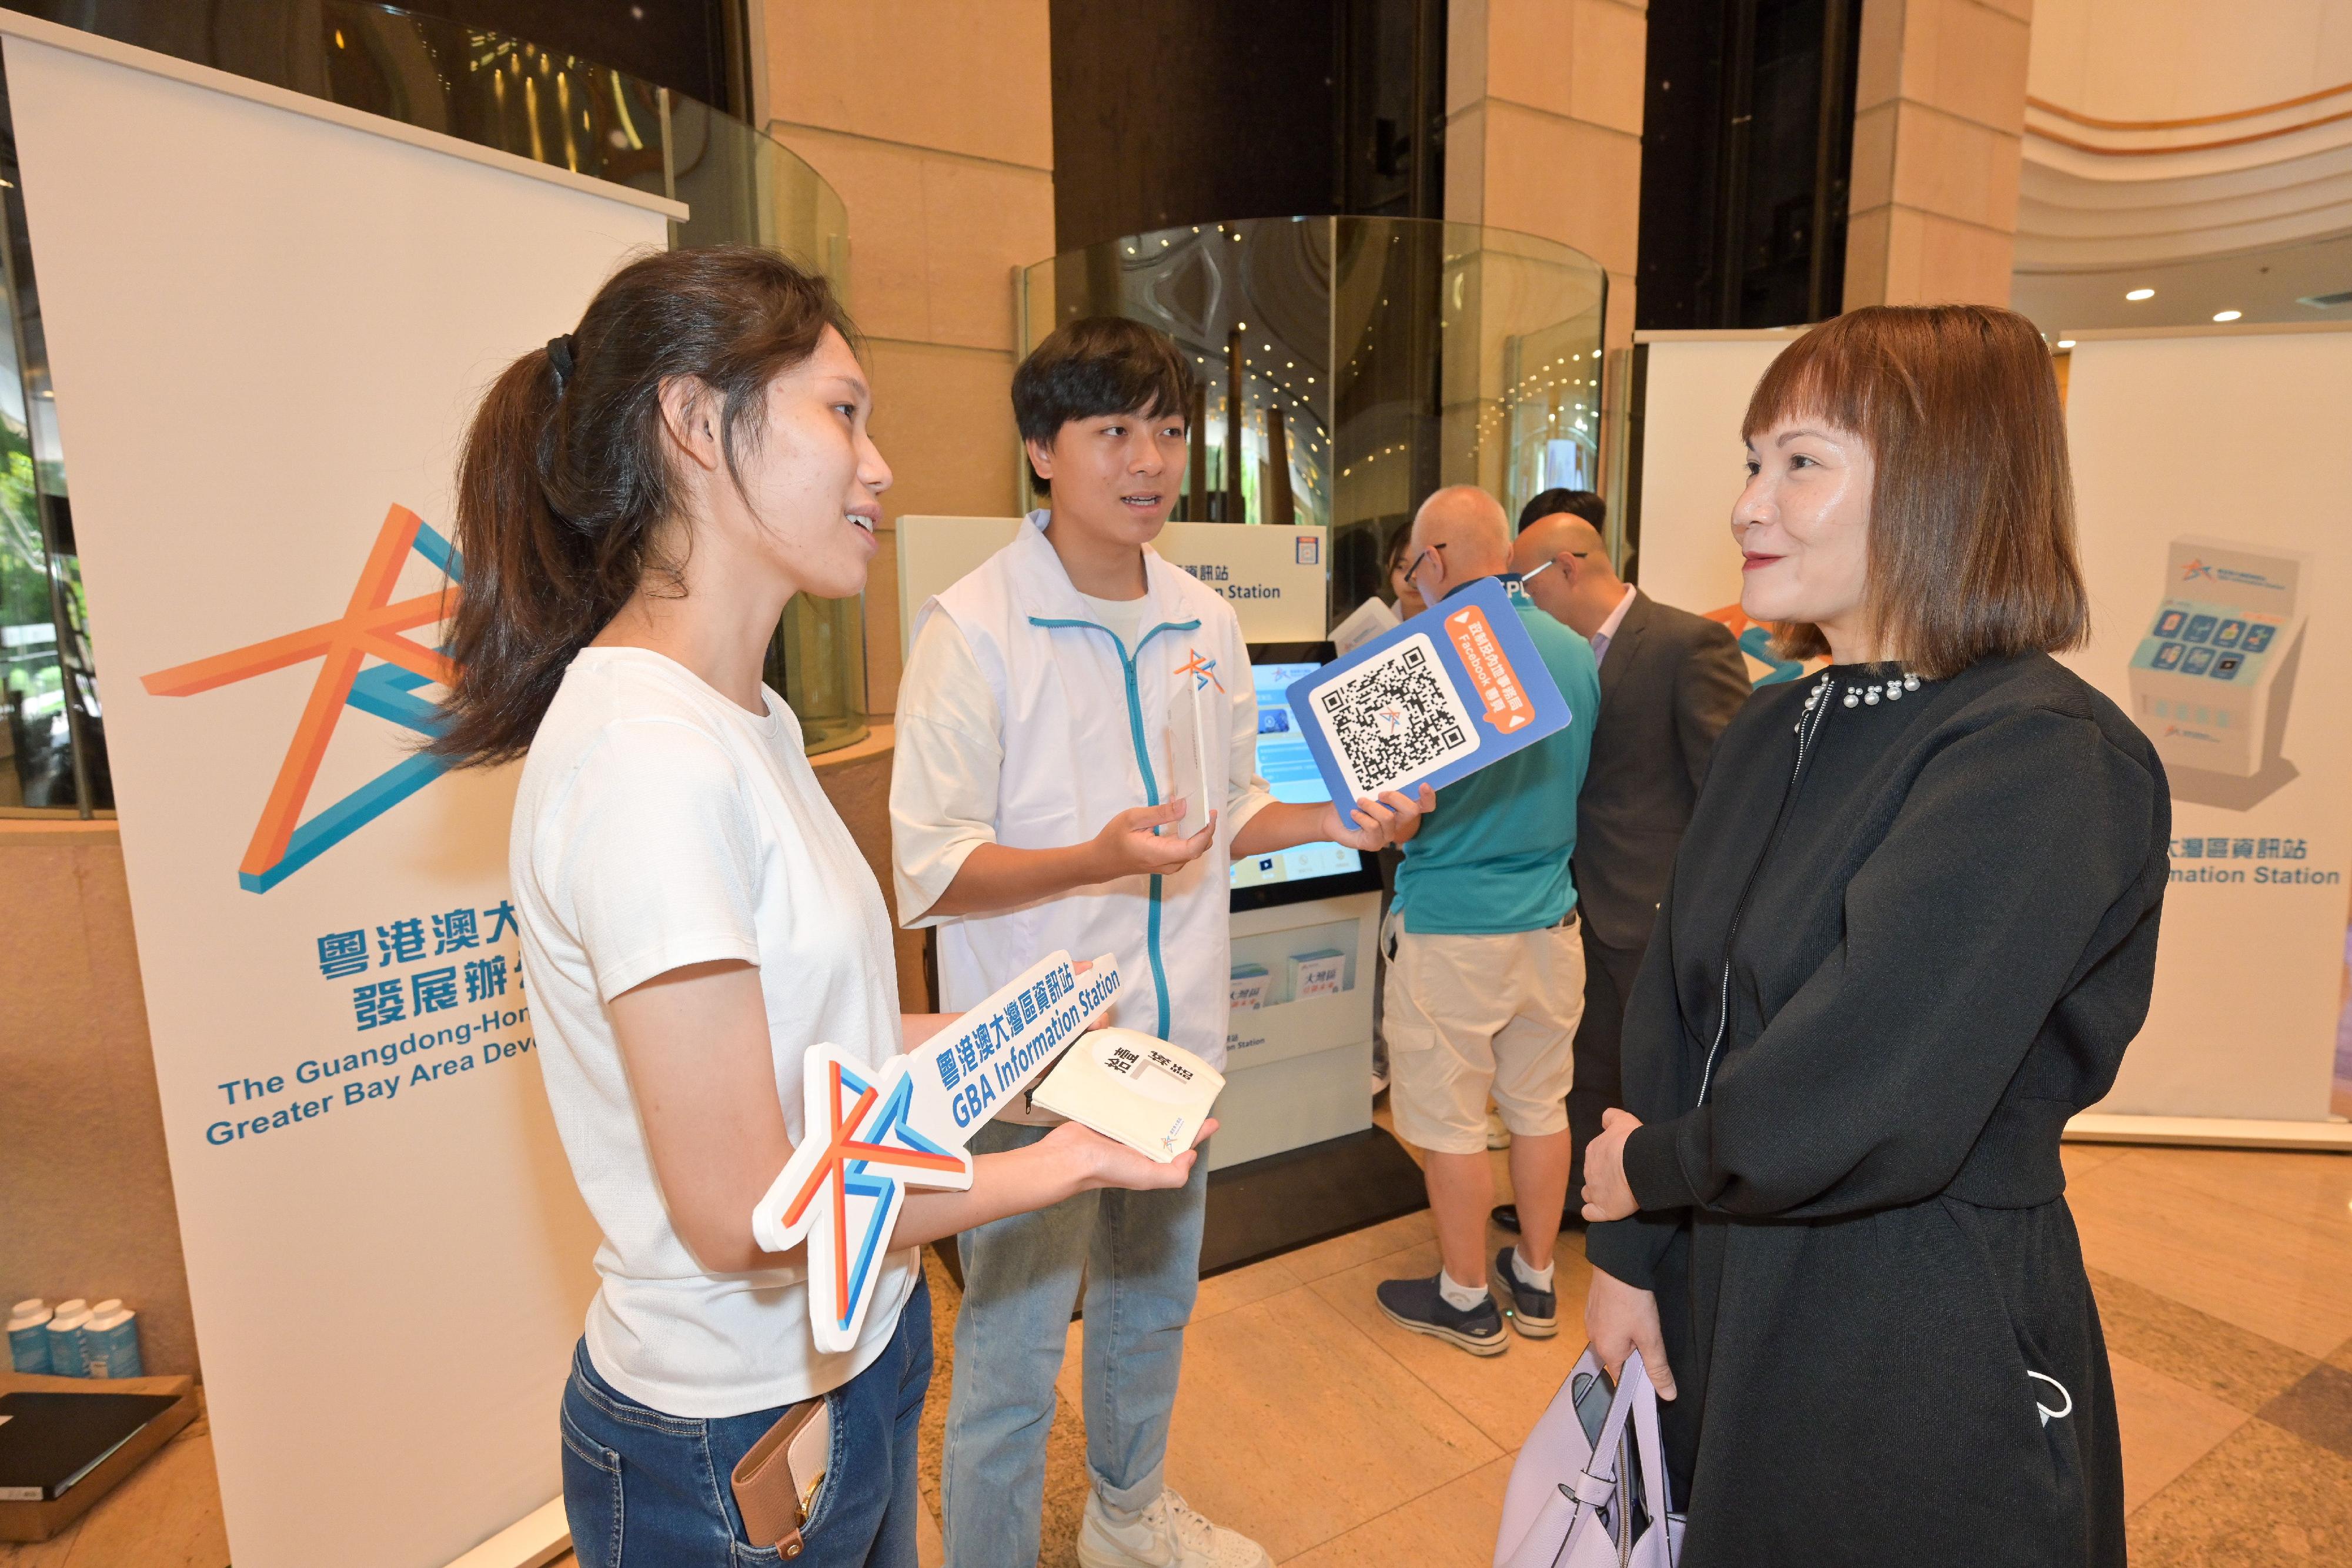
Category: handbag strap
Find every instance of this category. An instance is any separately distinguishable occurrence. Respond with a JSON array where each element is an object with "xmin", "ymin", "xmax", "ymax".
[
  {"xmin": 1501, "ymin": 1353, "xmax": 1667, "ymax": 1568},
  {"xmin": 1626, "ymin": 1355, "xmax": 1679, "ymax": 1563},
  {"xmin": 1562, "ymin": 1352, "xmax": 1646, "ymax": 1507}
]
